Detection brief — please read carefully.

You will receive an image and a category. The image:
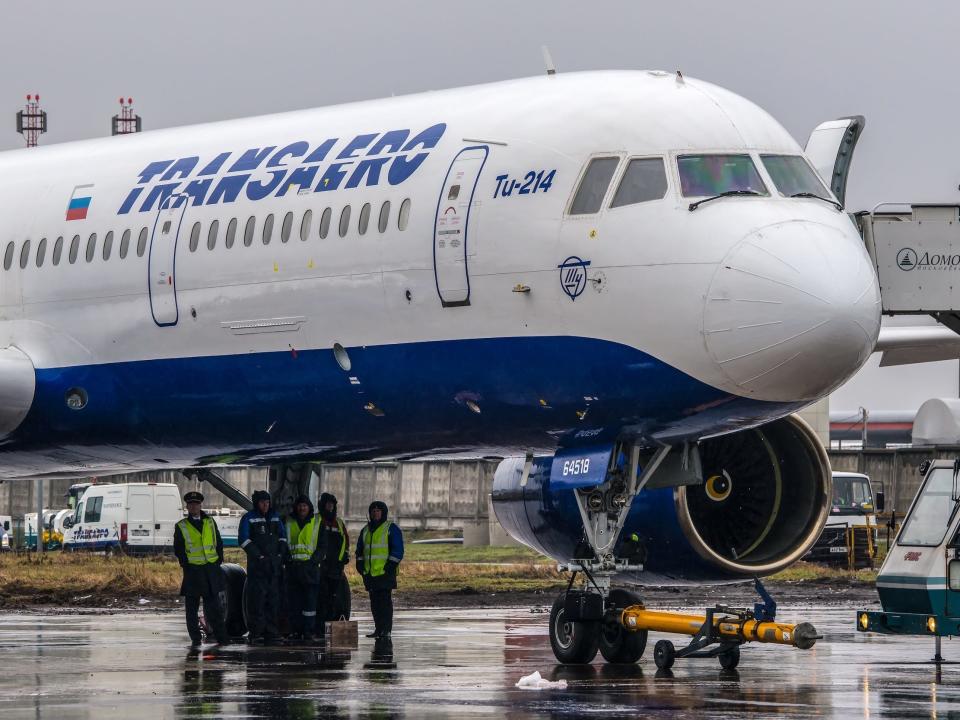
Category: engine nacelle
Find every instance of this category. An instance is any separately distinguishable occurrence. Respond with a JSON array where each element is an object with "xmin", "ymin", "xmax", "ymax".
[{"xmin": 491, "ymin": 415, "xmax": 831, "ymax": 583}]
